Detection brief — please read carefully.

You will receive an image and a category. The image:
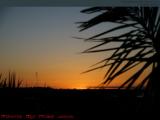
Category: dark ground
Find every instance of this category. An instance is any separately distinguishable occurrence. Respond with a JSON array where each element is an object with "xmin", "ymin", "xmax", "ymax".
[{"xmin": 0, "ymin": 88, "xmax": 157, "ymax": 119}]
